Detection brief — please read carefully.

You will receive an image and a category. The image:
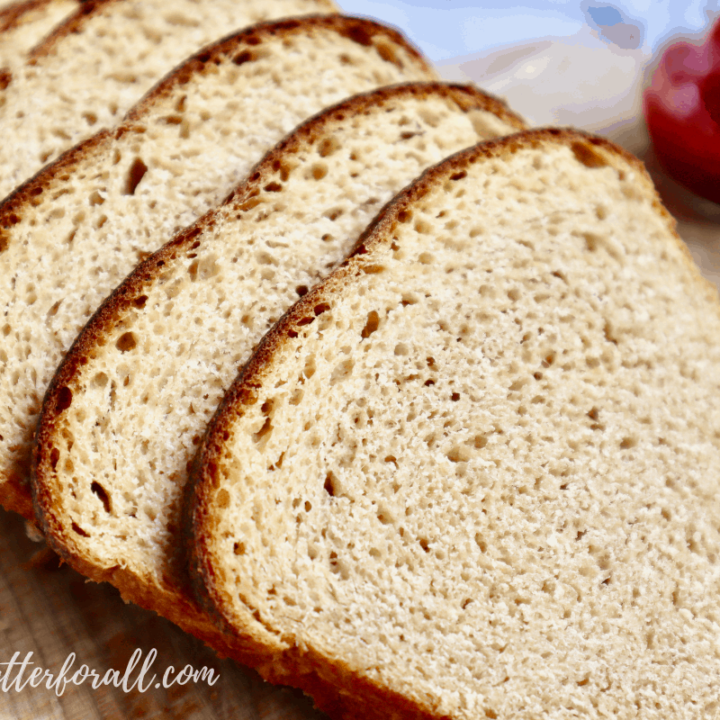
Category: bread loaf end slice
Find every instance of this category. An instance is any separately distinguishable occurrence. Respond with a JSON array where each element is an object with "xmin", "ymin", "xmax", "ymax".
[
  {"xmin": 188, "ymin": 129, "xmax": 720, "ymax": 719},
  {"xmin": 33, "ymin": 83, "xmax": 525, "ymax": 668}
]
